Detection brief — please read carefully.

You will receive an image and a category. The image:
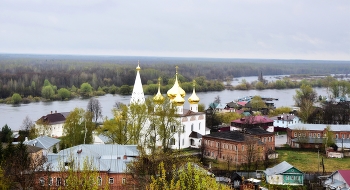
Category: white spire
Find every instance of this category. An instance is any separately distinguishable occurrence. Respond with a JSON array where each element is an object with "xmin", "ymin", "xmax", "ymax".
[{"xmin": 130, "ymin": 61, "xmax": 145, "ymax": 104}]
